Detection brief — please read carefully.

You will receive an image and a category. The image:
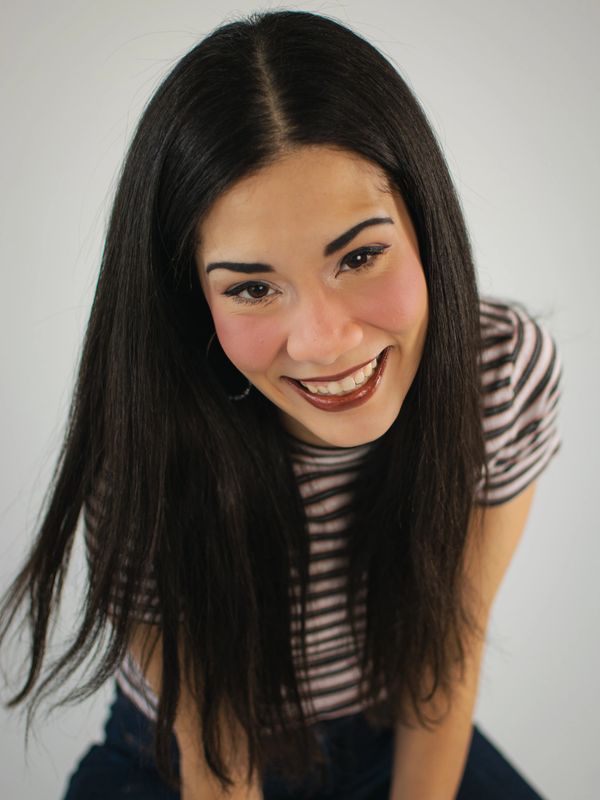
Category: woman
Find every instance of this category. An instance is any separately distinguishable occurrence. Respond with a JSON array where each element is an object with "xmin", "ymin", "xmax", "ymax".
[{"xmin": 0, "ymin": 10, "xmax": 561, "ymax": 800}]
